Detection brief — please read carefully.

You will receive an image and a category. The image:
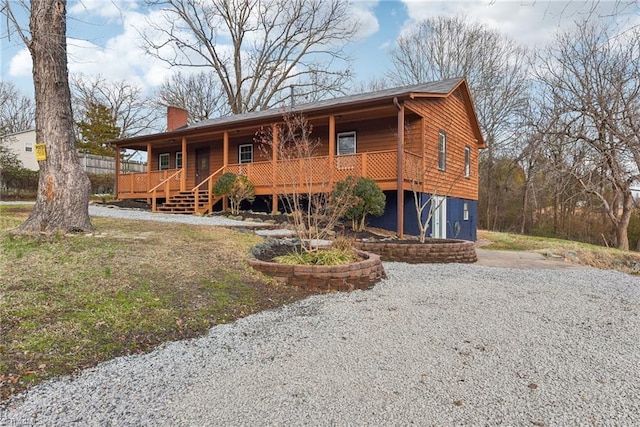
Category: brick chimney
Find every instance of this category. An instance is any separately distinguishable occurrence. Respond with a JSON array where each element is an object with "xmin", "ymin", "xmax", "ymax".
[{"xmin": 167, "ymin": 106, "xmax": 188, "ymax": 131}]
